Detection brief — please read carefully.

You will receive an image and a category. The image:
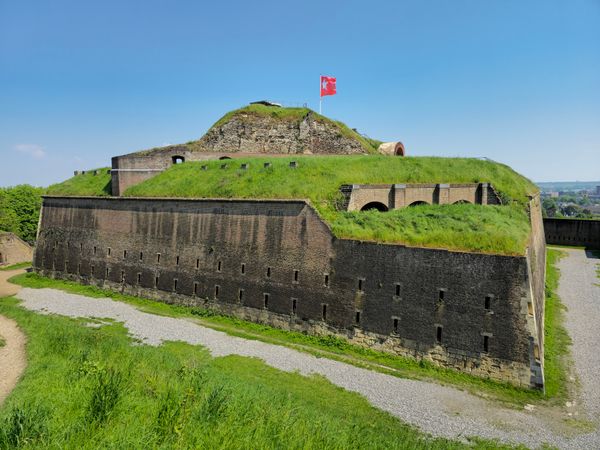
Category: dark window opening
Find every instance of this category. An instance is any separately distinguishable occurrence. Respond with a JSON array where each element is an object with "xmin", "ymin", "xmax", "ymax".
[
  {"xmin": 360, "ymin": 202, "xmax": 388, "ymax": 212},
  {"xmin": 217, "ymin": 261, "xmax": 222, "ymax": 272},
  {"xmin": 436, "ymin": 326, "xmax": 443, "ymax": 343},
  {"xmin": 395, "ymin": 283, "xmax": 401, "ymax": 296},
  {"xmin": 215, "ymin": 285, "xmax": 220, "ymax": 298},
  {"xmin": 238, "ymin": 289, "xmax": 244, "ymax": 302},
  {"xmin": 173, "ymin": 279, "xmax": 178, "ymax": 292},
  {"xmin": 292, "ymin": 298, "xmax": 297, "ymax": 314},
  {"xmin": 294, "ymin": 270, "xmax": 299, "ymax": 282},
  {"xmin": 193, "ymin": 282, "xmax": 198, "ymax": 296},
  {"xmin": 484, "ymin": 295, "xmax": 492, "ymax": 310},
  {"xmin": 409, "ymin": 201, "xmax": 429, "ymax": 207},
  {"xmin": 322, "ymin": 304, "xmax": 327, "ymax": 321},
  {"xmin": 393, "ymin": 318, "xmax": 399, "ymax": 332},
  {"xmin": 123, "ymin": 250, "xmax": 127, "ymax": 259},
  {"xmin": 80, "ymin": 243, "xmax": 83, "ymax": 252},
  {"xmin": 121, "ymin": 271, "xmax": 125, "ymax": 283},
  {"xmin": 264, "ymin": 293, "xmax": 270, "ymax": 309},
  {"xmin": 176, "ymin": 256, "xmax": 180, "ymax": 265},
  {"xmin": 93, "ymin": 246, "xmax": 97, "ymax": 255},
  {"xmin": 106, "ymin": 268, "xmax": 110, "ymax": 278},
  {"xmin": 324, "ymin": 274, "xmax": 329, "ymax": 287},
  {"xmin": 483, "ymin": 335, "xmax": 489, "ymax": 353},
  {"xmin": 266, "ymin": 267, "xmax": 271, "ymax": 278},
  {"xmin": 91, "ymin": 265, "xmax": 95, "ymax": 276},
  {"xmin": 157, "ymin": 253, "xmax": 161, "ymax": 264},
  {"xmin": 196, "ymin": 258, "xmax": 200, "ymax": 269},
  {"xmin": 355, "ymin": 311, "xmax": 361, "ymax": 324},
  {"xmin": 172, "ymin": 155, "xmax": 185, "ymax": 164},
  {"xmin": 137, "ymin": 273, "xmax": 141, "ymax": 284},
  {"xmin": 139, "ymin": 252, "xmax": 143, "ymax": 261},
  {"xmin": 241, "ymin": 263, "xmax": 245, "ymax": 274},
  {"xmin": 358, "ymin": 279, "xmax": 364, "ymax": 292},
  {"xmin": 77, "ymin": 263, "xmax": 81, "ymax": 274},
  {"xmin": 438, "ymin": 289, "xmax": 445, "ymax": 301},
  {"xmin": 155, "ymin": 276, "xmax": 159, "ymax": 287},
  {"xmin": 108, "ymin": 247, "xmax": 111, "ymax": 256}
]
